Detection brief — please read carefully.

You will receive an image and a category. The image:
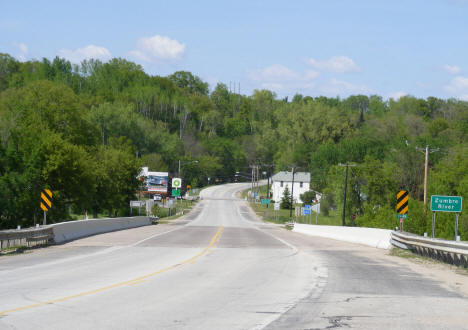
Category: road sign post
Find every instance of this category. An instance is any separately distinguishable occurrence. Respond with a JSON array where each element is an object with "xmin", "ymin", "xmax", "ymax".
[{"xmin": 430, "ymin": 195, "xmax": 463, "ymax": 239}]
